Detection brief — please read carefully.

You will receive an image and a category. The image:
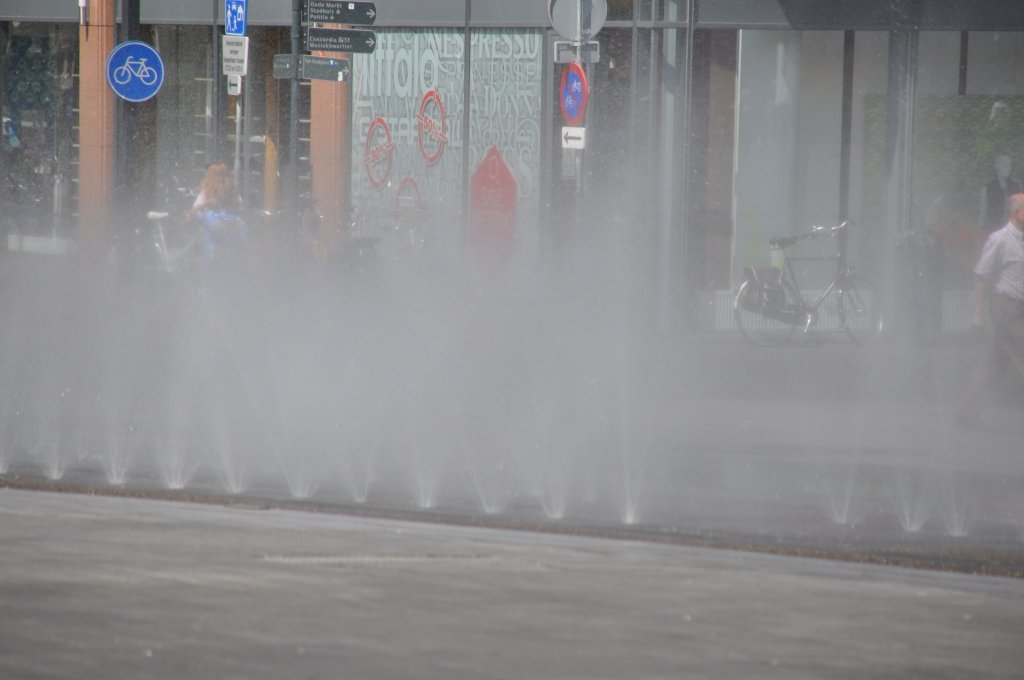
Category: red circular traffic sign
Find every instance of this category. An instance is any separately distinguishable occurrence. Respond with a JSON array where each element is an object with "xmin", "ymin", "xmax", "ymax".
[
  {"xmin": 363, "ymin": 116, "xmax": 394, "ymax": 190},
  {"xmin": 560, "ymin": 62, "xmax": 588, "ymax": 126},
  {"xmin": 416, "ymin": 89, "xmax": 447, "ymax": 166}
]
